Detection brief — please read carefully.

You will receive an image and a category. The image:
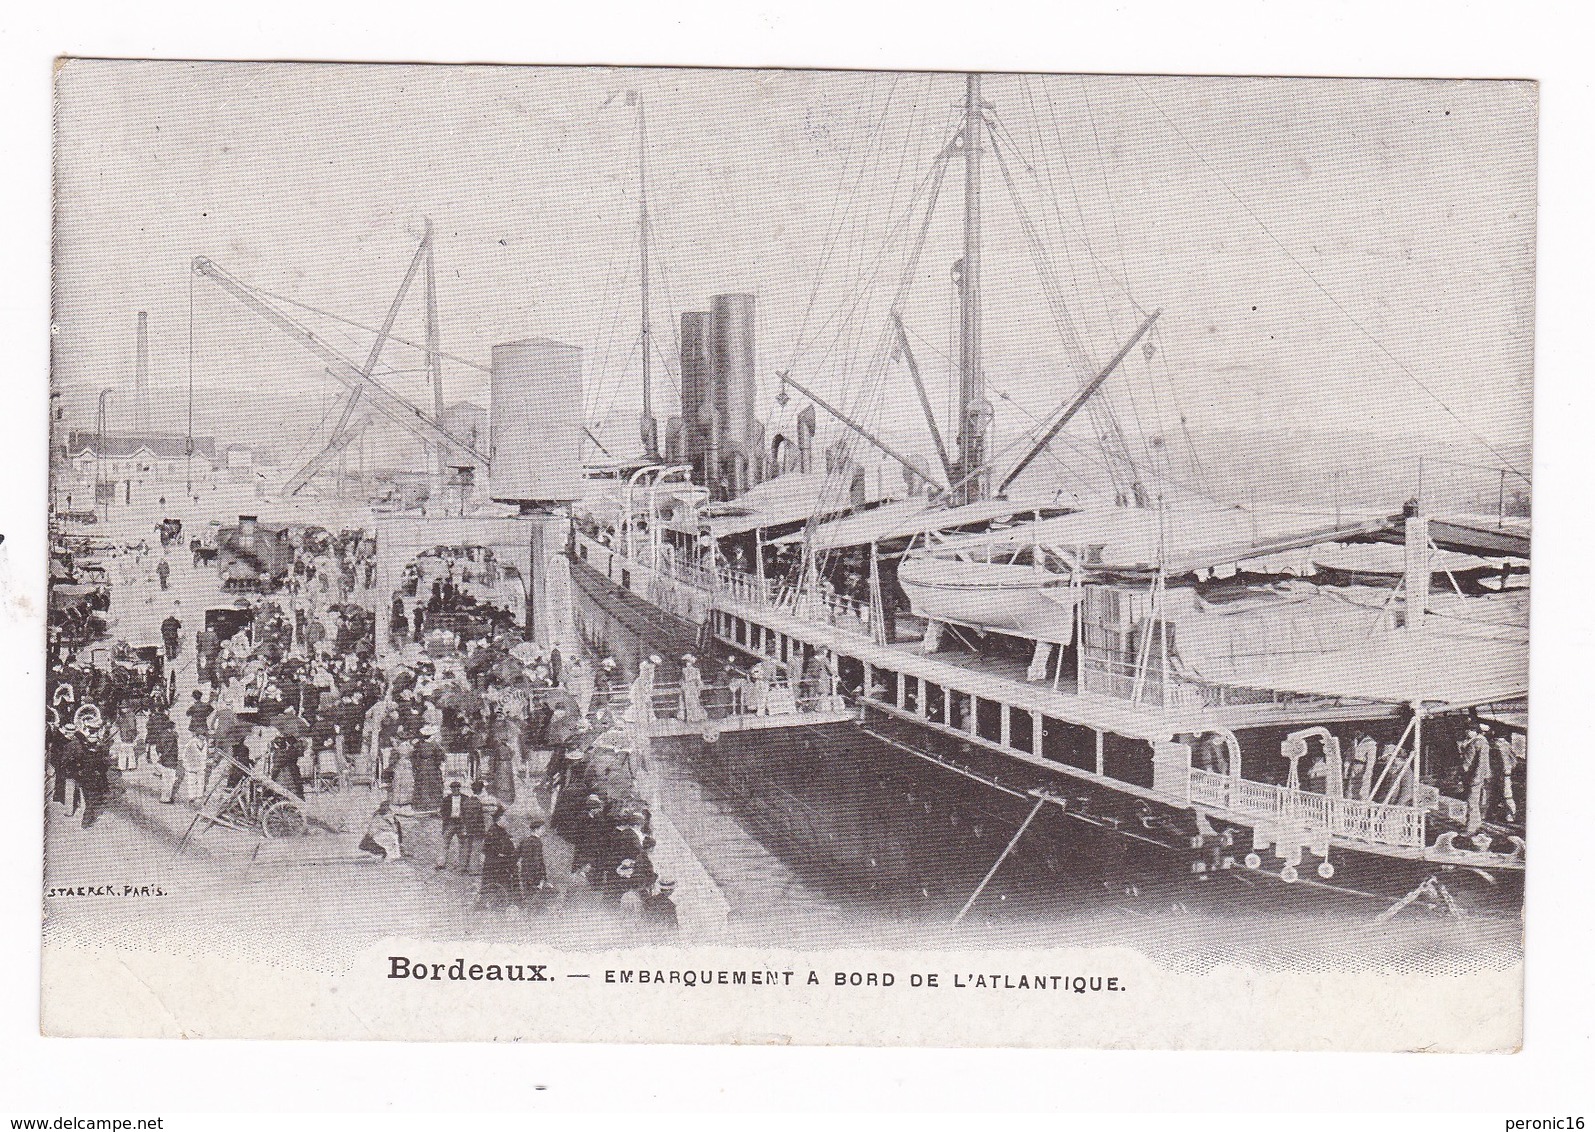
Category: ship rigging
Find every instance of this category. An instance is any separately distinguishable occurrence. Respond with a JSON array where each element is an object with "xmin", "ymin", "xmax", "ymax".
[{"xmin": 570, "ymin": 71, "xmax": 1529, "ymax": 916}]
